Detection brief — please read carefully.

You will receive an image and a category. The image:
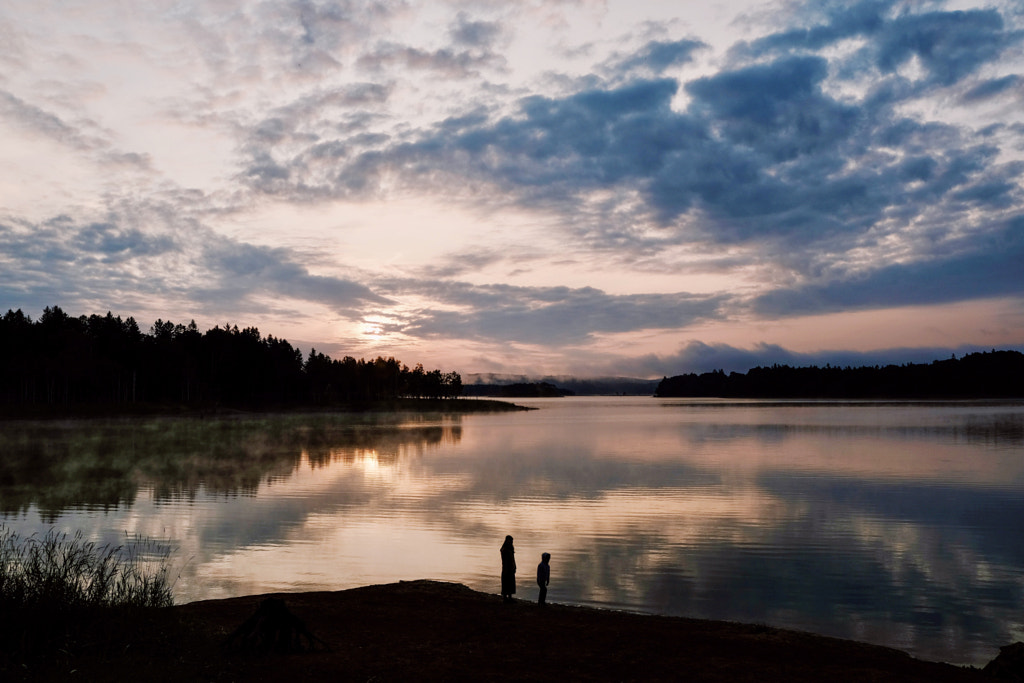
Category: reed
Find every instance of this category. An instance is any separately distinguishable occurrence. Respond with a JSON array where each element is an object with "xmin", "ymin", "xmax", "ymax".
[
  {"xmin": 0, "ymin": 525, "xmax": 173, "ymax": 611},
  {"xmin": 0, "ymin": 525, "xmax": 174, "ymax": 668}
]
